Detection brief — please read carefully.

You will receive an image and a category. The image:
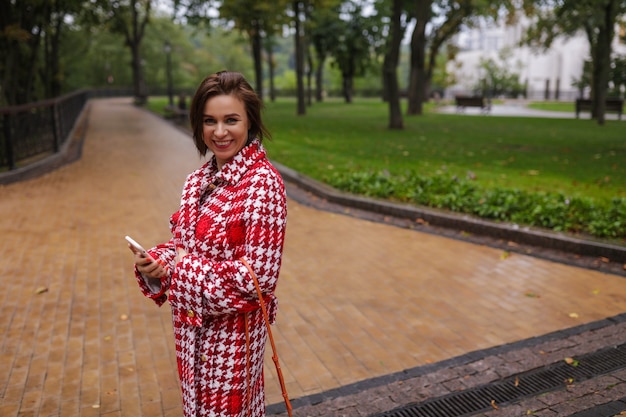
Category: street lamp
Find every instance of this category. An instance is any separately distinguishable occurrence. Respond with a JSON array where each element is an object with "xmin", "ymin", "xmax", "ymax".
[{"xmin": 164, "ymin": 41, "xmax": 174, "ymax": 107}]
